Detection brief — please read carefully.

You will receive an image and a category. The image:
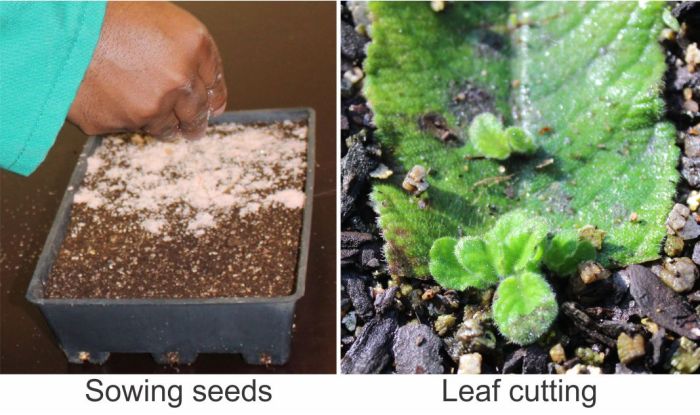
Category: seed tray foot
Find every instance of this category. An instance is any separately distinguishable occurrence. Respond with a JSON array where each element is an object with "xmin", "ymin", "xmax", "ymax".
[{"xmin": 64, "ymin": 349, "xmax": 110, "ymax": 365}]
